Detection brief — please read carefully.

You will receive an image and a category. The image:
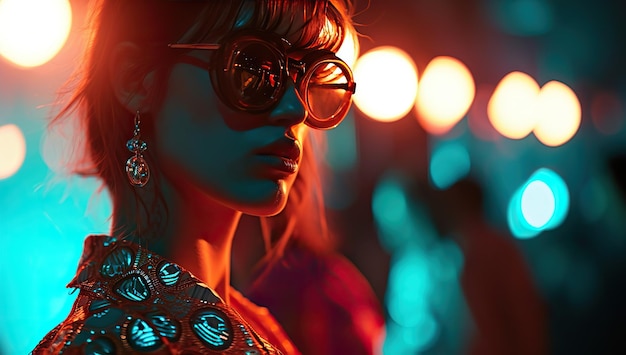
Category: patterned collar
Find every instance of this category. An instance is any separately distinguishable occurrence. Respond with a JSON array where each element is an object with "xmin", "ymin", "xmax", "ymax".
[{"xmin": 35, "ymin": 235, "xmax": 283, "ymax": 354}]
